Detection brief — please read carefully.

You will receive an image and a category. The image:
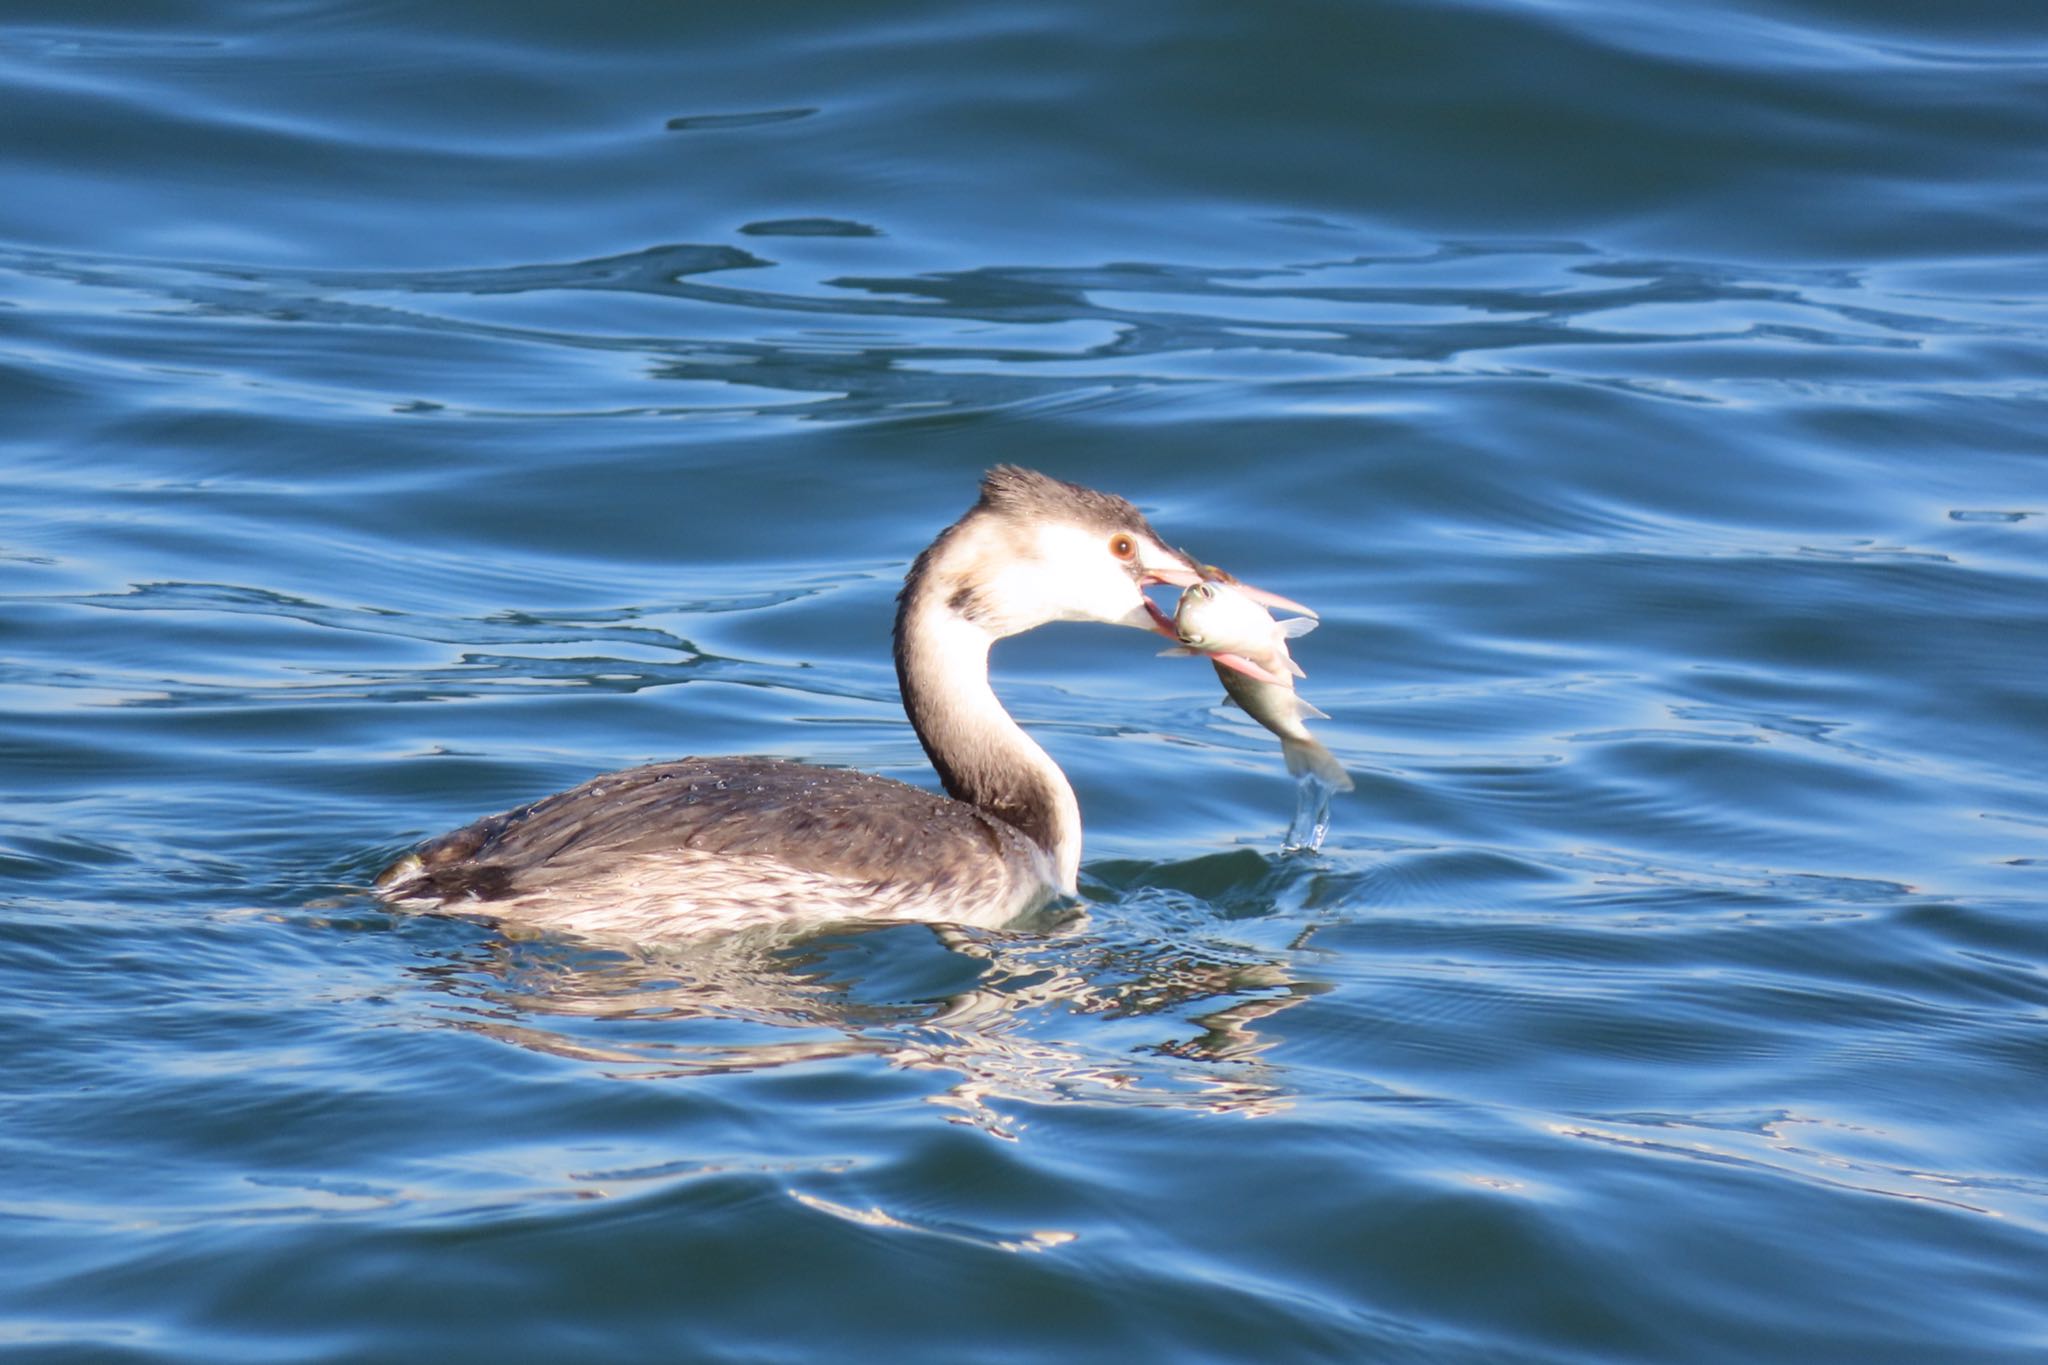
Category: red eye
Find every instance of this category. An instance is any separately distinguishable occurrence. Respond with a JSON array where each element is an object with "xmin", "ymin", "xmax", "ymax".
[{"xmin": 1109, "ymin": 533, "xmax": 1137, "ymax": 561}]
